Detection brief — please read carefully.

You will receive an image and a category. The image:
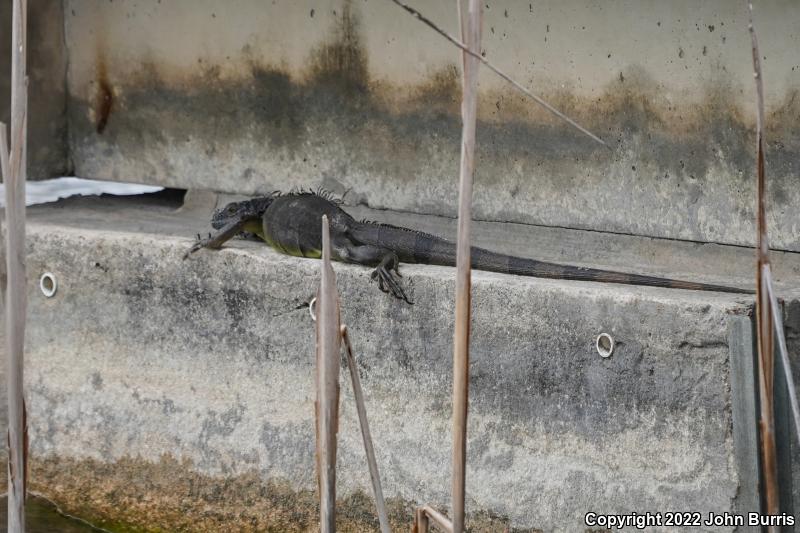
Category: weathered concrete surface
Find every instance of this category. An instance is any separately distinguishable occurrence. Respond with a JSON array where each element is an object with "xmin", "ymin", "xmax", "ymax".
[
  {"xmin": 26, "ymin": 457, "xmax": 528, "ymax": 532},
  {"xmin": 0, "ymin": 0, "xmax": 68, "ymax": 179},
  {"xmin": 12, "ymin": 194, "xmax": 789, "ymax": 531},
  {"xmin": 63, "ymin": 0, "xmax": 800, "ymax": 249}
]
